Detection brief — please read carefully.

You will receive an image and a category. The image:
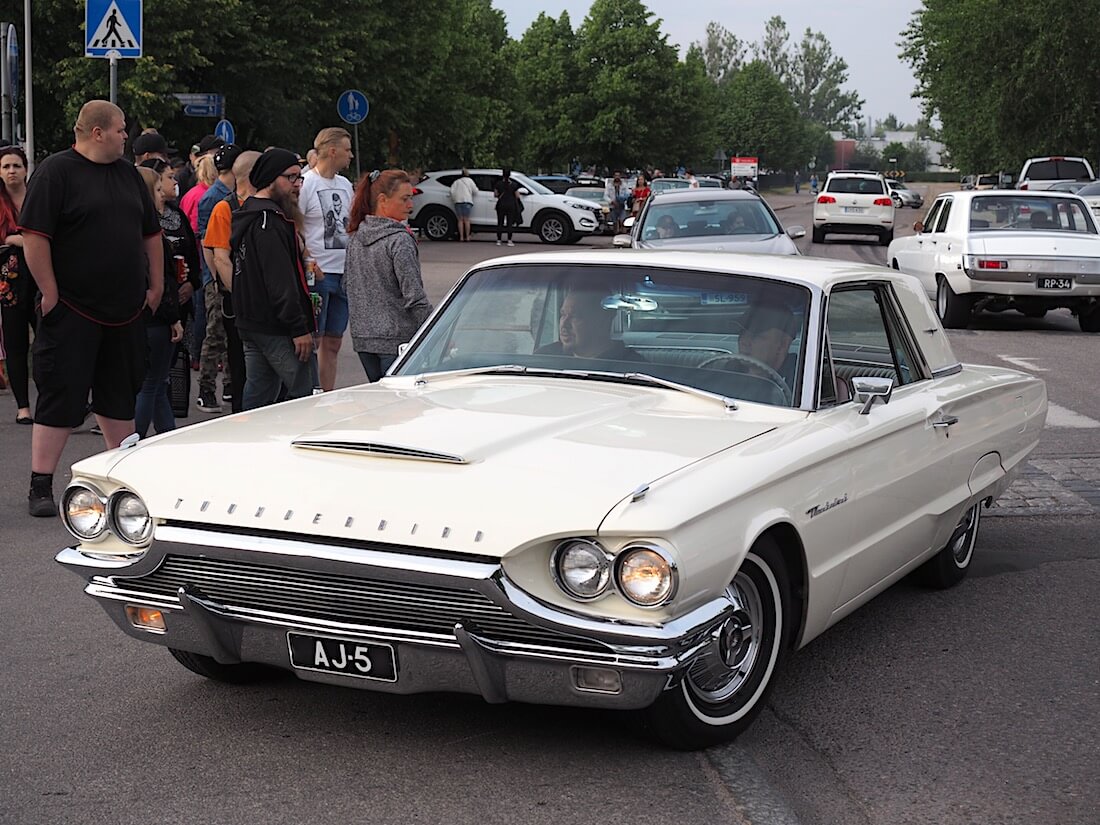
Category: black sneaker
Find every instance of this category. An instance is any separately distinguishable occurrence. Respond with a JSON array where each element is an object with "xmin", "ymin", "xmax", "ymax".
[
  {"xmin": 28, "ymin": 481, "xmax": 56, "ymax": 517},
  {"xmin": 221, "ymin": 390, "xmax": 233, "ymax": 403},
  {"xmin": 196, "ymin": 391, "xmax": 221, "ymax": 413}
]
